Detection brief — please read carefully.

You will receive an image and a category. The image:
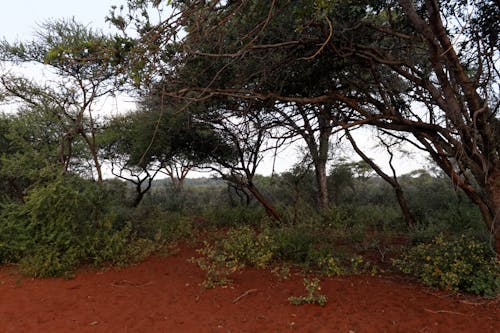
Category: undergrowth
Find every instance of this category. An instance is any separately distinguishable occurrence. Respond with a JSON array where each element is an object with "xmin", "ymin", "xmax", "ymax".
[{"xmin": 393, "ymin": 234, "xmax": 499, "ymax": 297}]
